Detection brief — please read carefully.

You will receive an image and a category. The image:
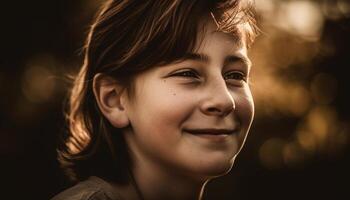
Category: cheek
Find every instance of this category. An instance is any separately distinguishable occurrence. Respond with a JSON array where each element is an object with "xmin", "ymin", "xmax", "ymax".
[
  {"xmin": 135, "ymin": 84, "xmax": 195, "ymax": 135},
  {"xmin": 129, "ymin": 86, "xmax": 197, "ymax": 157},
  {"xmin": 235, "ymin": 88, "xmax": 254, "ymax": 144},
  {"xmin": 243, "ymin": 89, "xmax": 254, "ymax": 121}
]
